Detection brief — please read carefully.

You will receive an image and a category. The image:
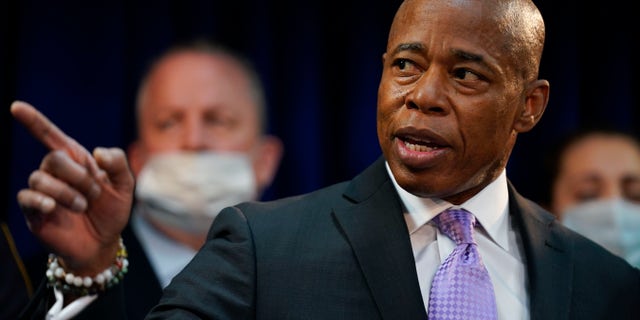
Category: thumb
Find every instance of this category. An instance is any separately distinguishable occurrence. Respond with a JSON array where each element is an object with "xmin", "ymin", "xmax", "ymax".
[{"xmin": 93, "ymin": 147, "xmax": 135, "ymax": 194}]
